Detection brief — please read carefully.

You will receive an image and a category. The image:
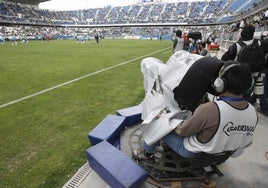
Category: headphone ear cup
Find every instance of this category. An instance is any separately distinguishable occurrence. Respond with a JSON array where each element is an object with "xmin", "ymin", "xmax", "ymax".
[{"xmin": 213, "ymin": 77, "xmax": 225, "ymax": 93}]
